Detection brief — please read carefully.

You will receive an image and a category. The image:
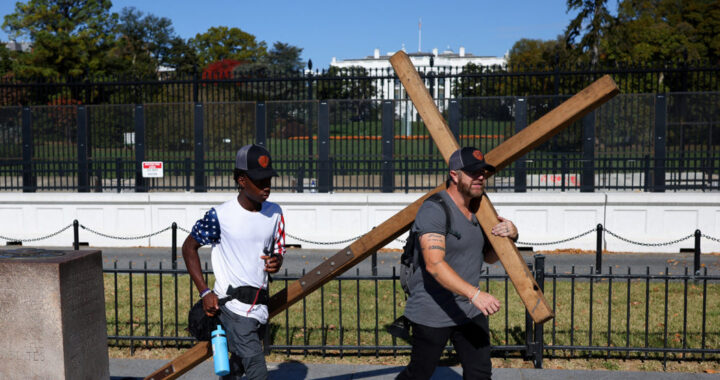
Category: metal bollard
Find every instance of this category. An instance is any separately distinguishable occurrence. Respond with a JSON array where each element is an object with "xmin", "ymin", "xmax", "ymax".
[
  {"xmin": 171, "ymin": 222, "xmax": 178, "ymax": 270},
  {"xmin": 596, "ymin": 224, "xmax": 603, "ymax": 274},
  {"xmin": 694, "ymin": 229, "xmax": 701, "ymax": 275},
  {"xmin": 73, "ymin": 220, "xmax": 79, "ymax": 250}
]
